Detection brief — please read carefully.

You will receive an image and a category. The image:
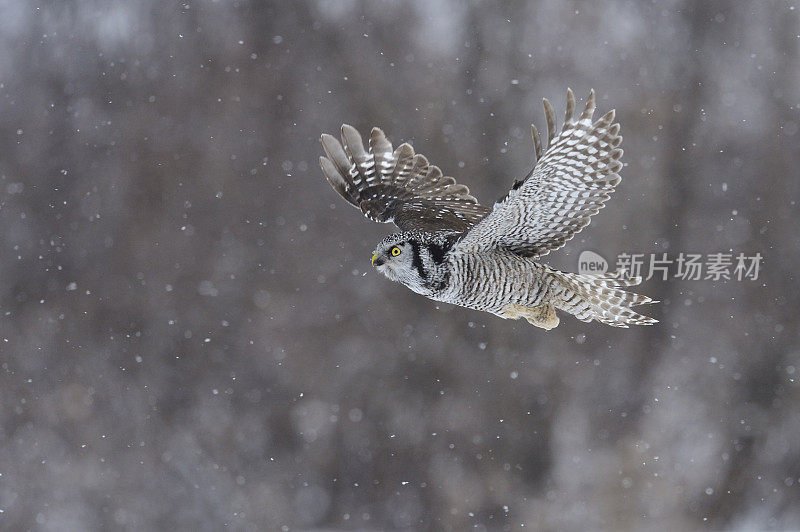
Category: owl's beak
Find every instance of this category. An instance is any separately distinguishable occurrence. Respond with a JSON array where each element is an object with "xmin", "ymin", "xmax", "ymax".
[{"xmin": 371, "ymin": 253, "xmax": 384, "ymax": 267}]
